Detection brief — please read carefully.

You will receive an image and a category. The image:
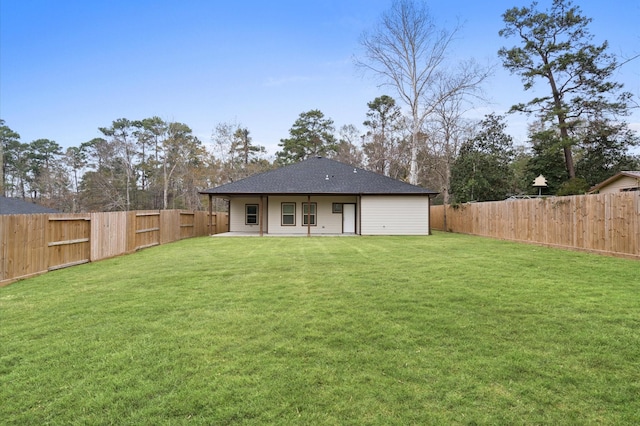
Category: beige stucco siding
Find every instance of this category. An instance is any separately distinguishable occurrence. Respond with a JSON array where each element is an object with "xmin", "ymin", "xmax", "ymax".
[
  {"xmin": 597, "ymin": 176, "xmax": 640, "ymax": 194},
  {"xmin": 267, "ymin": 195, "xmax": 357, "ymax": 234},
  {"xmin": 360, "ymin": 195, "xmax": 430, "ymax": 235},
  {"xmin": 229, "ymin": 197, "xmax": 263, "ymax": 232},
  {"xmin": 230, "ymin": 194, "xmax": 430, "ymax": 235}
]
